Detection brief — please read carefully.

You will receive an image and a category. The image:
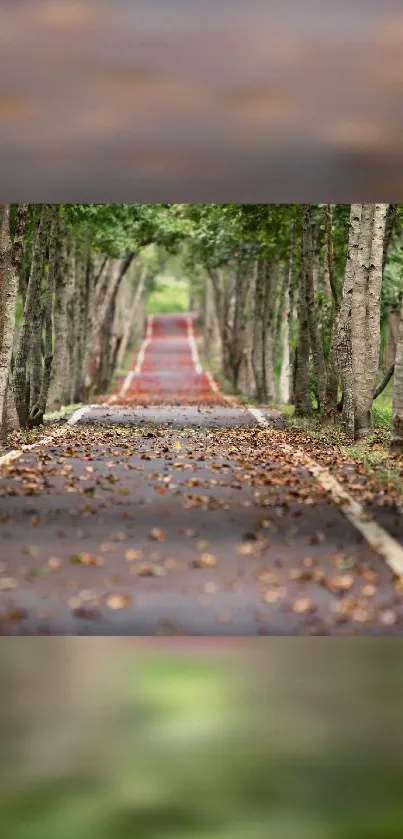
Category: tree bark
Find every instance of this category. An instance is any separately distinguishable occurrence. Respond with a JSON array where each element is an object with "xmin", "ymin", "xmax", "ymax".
[
  {"xmin": 278, "ymin": 230, "xmax": 296, "ymax": 404},
  {"xmin": 262, "ymin": 258, "xmax": 280, "ymax": 403},
  {"xmin": 70, "ymin": 243, "xmax": 87, "ymax": 404},
  {"xmin": 382, "ymin": 204, "xmax": 397, "ymax": 275},
  {"xmin": 294, "ymin": 239, "xmax": 312, "ymax": 418},
  {"xmin": 85, "ymin": 254, "xmax": 134, "ymax": 398},
  {"xmin": 391, "ymin": 297, "xmax": 403, "ymax": 452},
  {"xmin": 273, "ymin": 262, "xmax": 288, "ymax": 369},
  {"xmin": 115, "ymin": 265, "xmax": 148, "ymax": 371},
  {"xmin": 228, "ymin": 259, "xmax": 251, "ymax": 392},
  {"xmin": 28, "ymin": 212, "xmax": 57, "ymax": 426},
  {"xmin": 336, "ymin": 204, "xmax": 362, "ymax": 437},
  {"xmin": 323, "ymin": 204, "xmax": 340, "ymax": 419},
  {"xmin": 13, "ymin": 205, "xmax": 50, "ymax": 428},
  {"xmin": 325, "ymin": 204, "xmax": 339, "ymax": 309},
  {"xmin": 303, "ymin": 205, "xmax": 327, "ymax": 411},
  {"xmin": 251, "ymin": 259, "xmax": 266, "ymax": 401},
  {"xmin": 351, "ymin": 203, "xmax": 388, "ymax": 439},
  {"xmin": 0, "ymin": 205, "xmax": 28, "ymax": 431},
  {"xmin": 47, "ymin": 216, "xmax": 72, "ymax": 411}
]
